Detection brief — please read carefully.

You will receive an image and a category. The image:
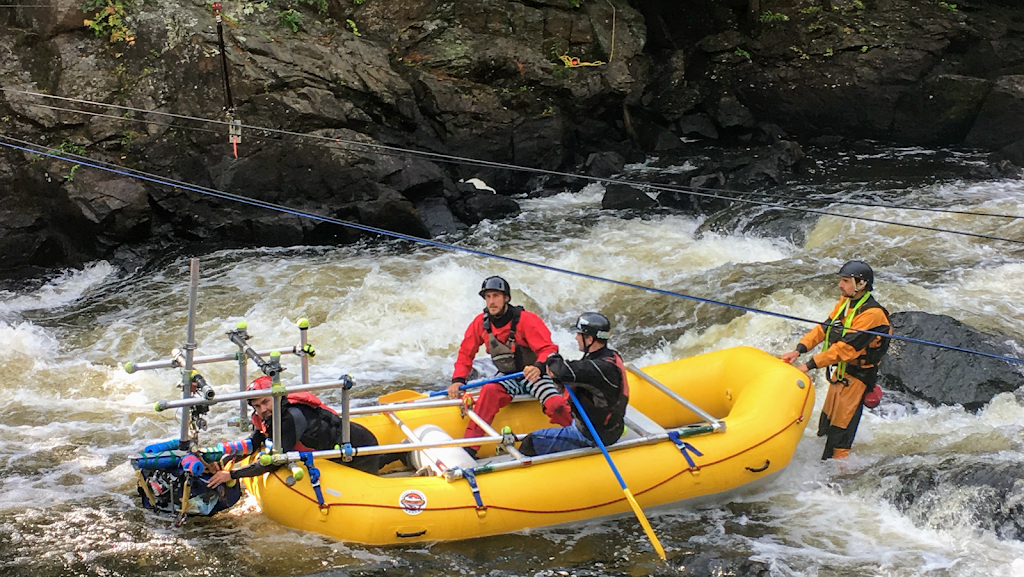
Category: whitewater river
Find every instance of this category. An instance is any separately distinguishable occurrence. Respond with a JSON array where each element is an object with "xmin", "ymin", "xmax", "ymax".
[{"xmin": 1, "ymin": 146, "xmax": 1023, "ymax": 576}]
